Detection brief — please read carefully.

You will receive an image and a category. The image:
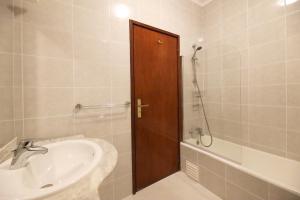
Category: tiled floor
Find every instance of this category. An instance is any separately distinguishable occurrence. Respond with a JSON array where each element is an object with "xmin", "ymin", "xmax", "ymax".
[{"xmin": 123, "ymin": 172, "xmax": 222, "ymax": 200}]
